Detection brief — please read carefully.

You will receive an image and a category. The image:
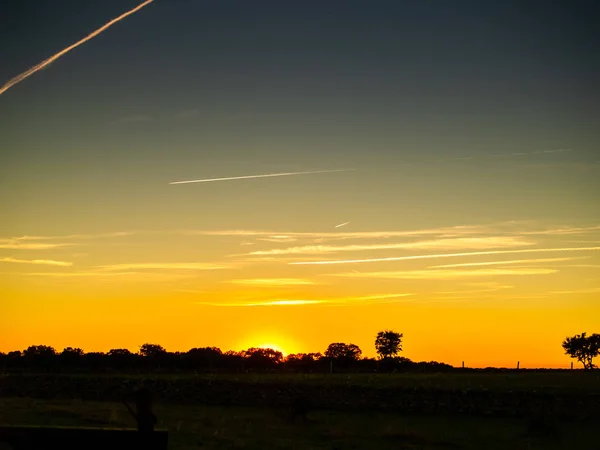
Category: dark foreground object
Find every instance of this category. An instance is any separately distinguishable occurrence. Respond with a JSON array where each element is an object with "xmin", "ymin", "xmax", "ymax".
[{"xmin": 0, "ymin": 425, "xmax": 168, "ymax": 450}]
